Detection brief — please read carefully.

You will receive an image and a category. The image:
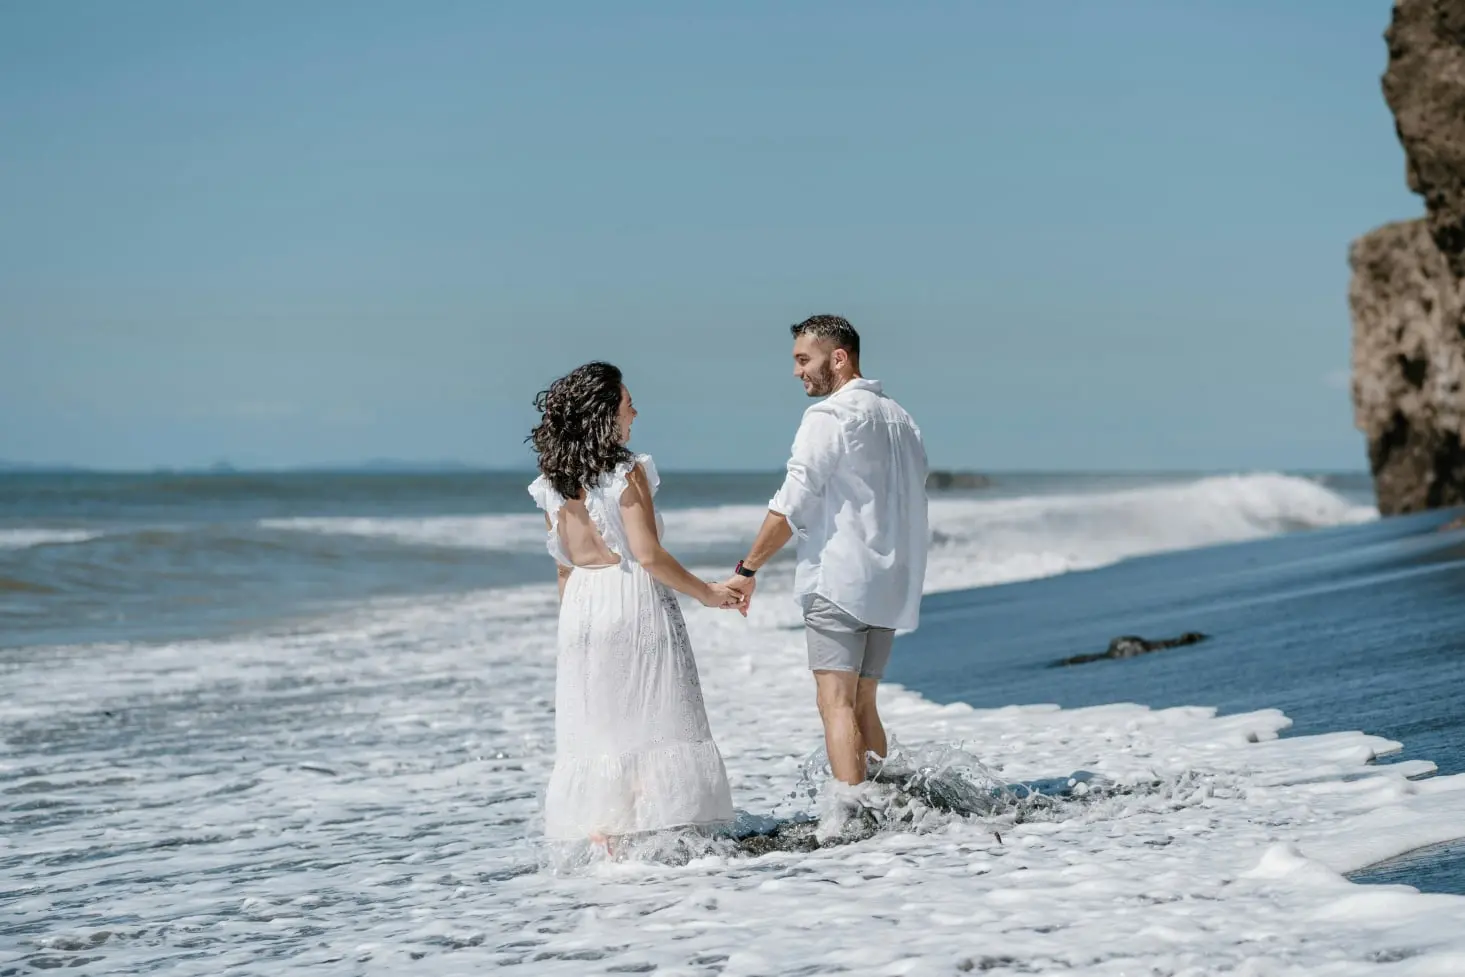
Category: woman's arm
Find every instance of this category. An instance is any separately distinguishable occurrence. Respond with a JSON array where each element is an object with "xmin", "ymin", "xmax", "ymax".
[
  {"xmin": 545, "ymin": 513, "xmax": 573, "ymax": 601},
  {"xmin": 621, "ymin": 465, "xmax": 738, "ymax": 608}
]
